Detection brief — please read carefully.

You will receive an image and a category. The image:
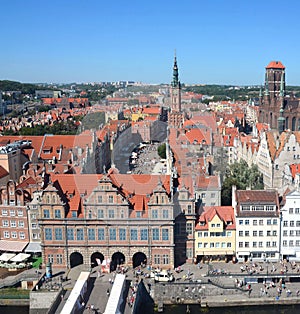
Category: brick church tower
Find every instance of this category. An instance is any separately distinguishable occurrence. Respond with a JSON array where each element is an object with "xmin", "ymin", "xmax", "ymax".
[
  {"xmin": 259, "ymin": 61, "xmax": 300, "ymax": 132},
  {"xmin": 259, "ymin": 61, "xmax": 285, "ymax": 130},
  {"xmin": 168, "ymin": 53, "xmax": 184, "ymax": 128}
]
